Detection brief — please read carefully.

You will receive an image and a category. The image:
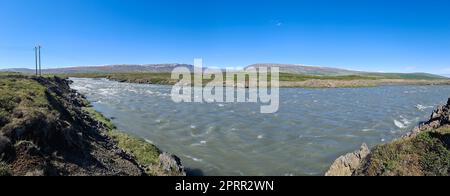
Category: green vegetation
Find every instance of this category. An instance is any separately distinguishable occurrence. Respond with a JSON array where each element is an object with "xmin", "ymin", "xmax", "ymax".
[
  {"xmin": 59, "ymin": 72, "xmax": 379, "ymax": 82},
  {"xmin": 360, "ymin": 72, "xmax": 448, "ymax": 80},
  {"xmin": 363, "ymin": 128, "xmax": 450, "ymax": 176},
  {"xmin": 57, "ymin": 72, "xmax": 179, "ymax": 85},
  {"xmin": 0, "ymin": 162, "xmax": 11, "ymax": 176},
  {"xmin": 0, "ymin": 73, "xmax": 171, "ymax": 175},
  {"xmin": 109, "ymin": 131, "xmax": 161, "ymax": 165},
  {"xmin": 279, "ymin": 73, "xmax": 378, "ymax": 81},
  {"xmin": 0, "ymin": 74, "xmax": 49, "ymax": 127},
  {"xmin": 82, "ymin": 107, "xmax": 116, "ymax": 130},
  {"xmin": 53, "ymin": 71, "xmax": 447, "ymax": 86},
  {"xmin": 82, "ymin": 107, "xmax": 161, "ymax": 166},
  {"xmin": 0, "ymin": 74, "xmax": 53, "ymax": 176}
]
